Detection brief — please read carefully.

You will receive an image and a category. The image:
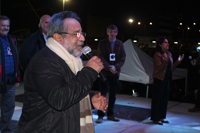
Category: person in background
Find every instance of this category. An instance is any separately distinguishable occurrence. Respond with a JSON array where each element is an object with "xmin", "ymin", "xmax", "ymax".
[
  {"xmin": 19, "ymin": 14, "xmax": 51, "ymax": 72},
  {"xmin": 18, "ymin": 11, "xmax": 108, "ymax": 133},
  {"xmin": 0, "ymin": 15, "xmax": 20, "ymax": 133},
  {"xmin": 188, "ymin": 48, "xmax": 200, "ymax": 112},
  {"xmin": 96, "ymin": 25, "xmax": 126, "ymax": 123},
  {"xmin": 151, "ymin": 36, "xmax": 184, "ymax": 125}
]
